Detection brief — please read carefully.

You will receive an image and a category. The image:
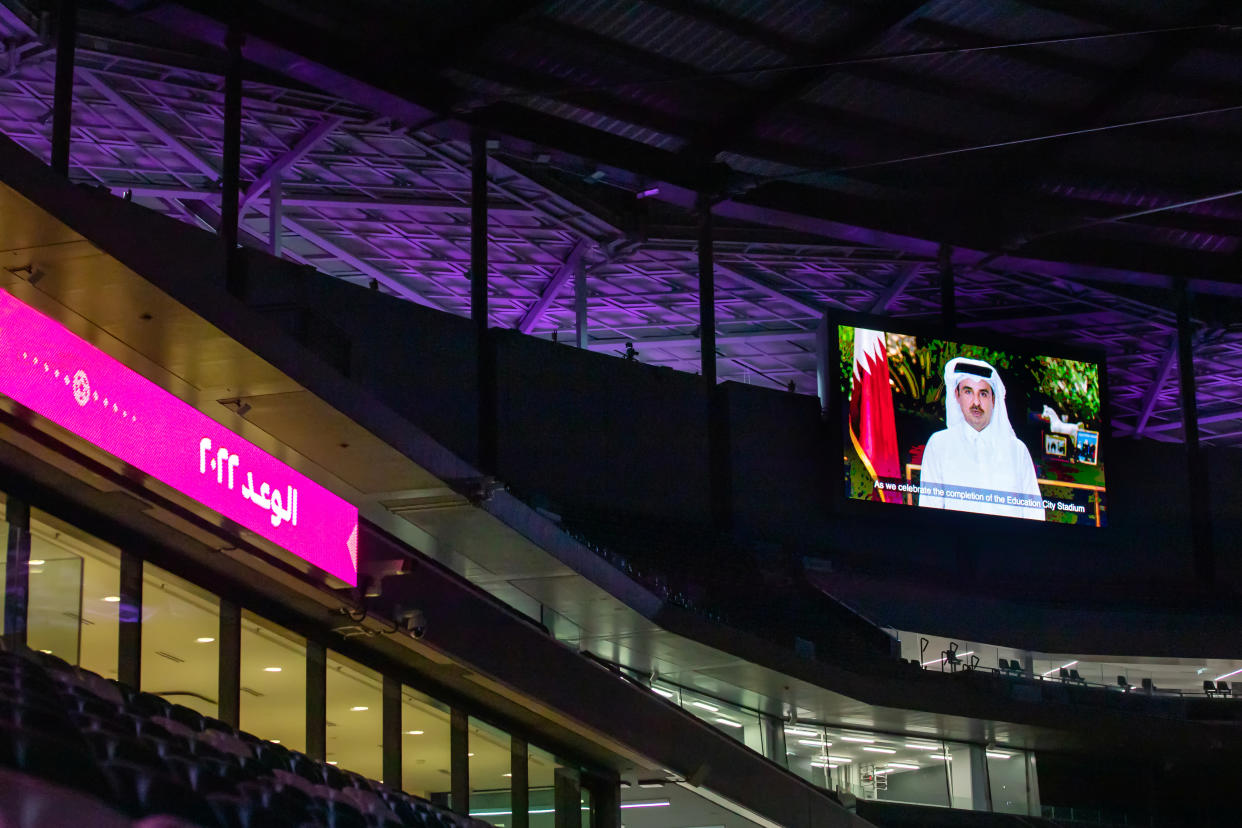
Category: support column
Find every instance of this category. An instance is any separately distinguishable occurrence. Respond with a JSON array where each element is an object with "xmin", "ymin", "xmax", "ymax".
[
  {"xmin": 939, "ymin": 242, "xmax": 955, "ymax": 330},
  {"xmin": 221, "ymin": 18, "xmax": 244, "ymax": 294},
  {"xmin": 700, "ymin": 197, "xmax": 730, "ymax": 529},
  {"xmin": 51, "ymin": 0, "xmax": 77, "ymax": 176},
  {"xmin": 510, "ymin": 736, "xmax": 529, "ymax": 828},
  {"xmin": 554, "ymin": 766, "xmax": 582, "ymax": 828},
  {"xmin": 451, "ymin": 708, "xmax": 470, "ymax": 816},
  {"xmin": 760, "ymin": 715, "xmax": 788, "ymax": 766},
  {"xmin": 306, "ymin": 640, "xmax": 326, "ymax": 761},
  {"xmin": 574, "ymin": 258, "xmax": 589, "ymax": 349},
  {"xmin": 472, "ymin": 129, "xmax": 497, "ymax": 473},
  {"xmin": 117, "ymin": 551, "xmax": 142, "ymax": 688},
  {"xmin": 697, "ymin": 197, "xmax": 716, "ymax": 387},
  {"xmin": 3, "ymin": 498, "xmax": 30, "ymax": 647},
  {"xmin": 382, "ymin": 675, "xmax": 402, "ymax": 788},
  {"xmin": 585, "ymin": 772, "xmax": 620, "ymax": 828},
  {"xmin": 218, "ymin": 599, "xmax": 241, "ymax": 727},
  {"xmin": 1177, "ymin": 277, "xmax": 1212, "ymax": 586},
  {"xmin": 268, "ymin": 174, "xmax": 283, "ymax": 257}
]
